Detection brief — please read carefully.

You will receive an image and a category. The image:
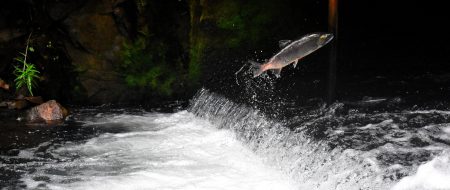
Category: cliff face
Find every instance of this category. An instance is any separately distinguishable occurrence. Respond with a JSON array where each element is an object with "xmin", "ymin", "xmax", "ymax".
[
  {"xmin": 1, "ymin": 0, "xmax": 188, "ymax": 104},
  {"xmin": 63, "ymin": 0, "xmax": 128, "ymax": 103}
]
